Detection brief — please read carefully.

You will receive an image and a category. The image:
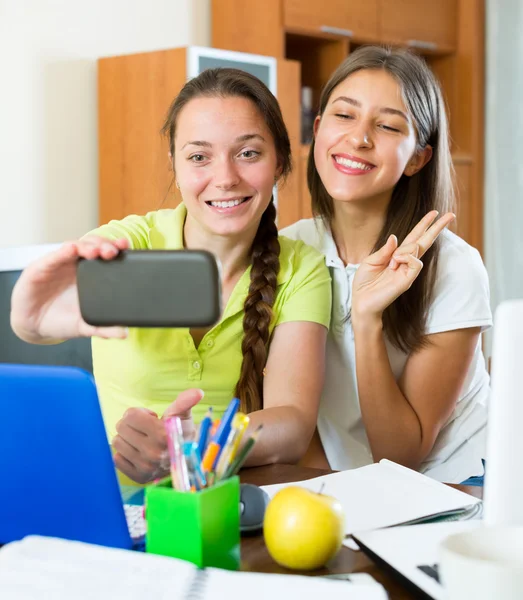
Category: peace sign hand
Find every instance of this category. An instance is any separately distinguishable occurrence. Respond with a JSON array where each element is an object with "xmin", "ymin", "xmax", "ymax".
[{"xmin": 351, "ymin": 211, "xmax": 455, "ymax": 325}]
